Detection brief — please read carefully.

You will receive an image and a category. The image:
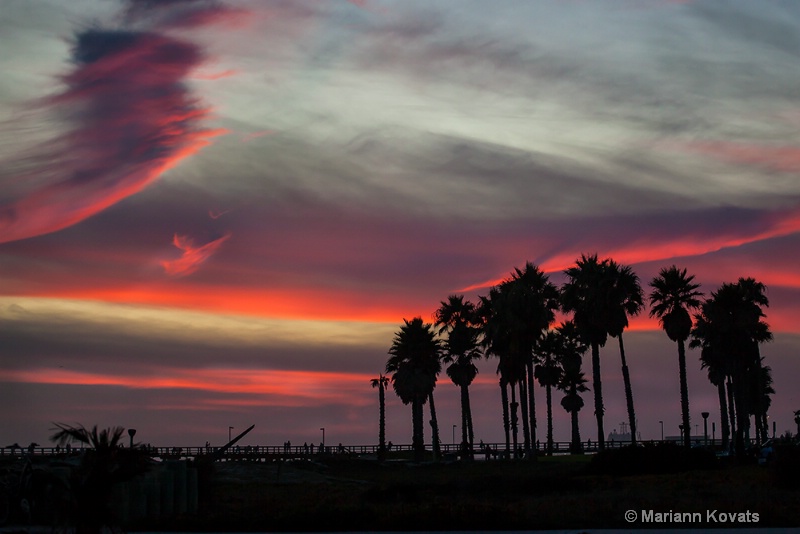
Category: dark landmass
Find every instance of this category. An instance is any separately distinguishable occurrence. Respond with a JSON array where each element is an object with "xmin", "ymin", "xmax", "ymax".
[{"xmin": 138, "ymin": 453, "xmax": 798, "ymax": 531}]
